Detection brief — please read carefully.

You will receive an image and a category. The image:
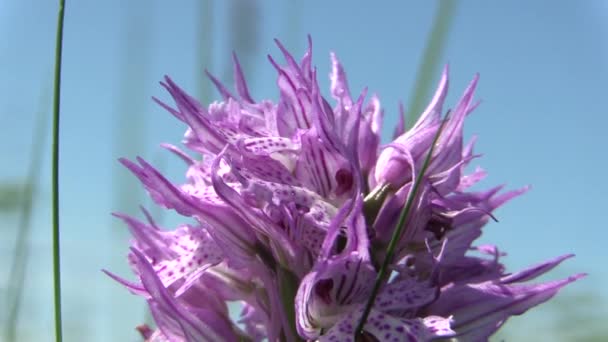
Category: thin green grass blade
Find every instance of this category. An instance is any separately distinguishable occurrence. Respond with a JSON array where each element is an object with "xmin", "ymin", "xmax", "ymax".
[
  {"xmin": 0, "ymin": 184, "xmax": 24, "ymax": 212},
  {"xmin": 197, "ymin": 1, "xmax": 214, "ymax": 104},
  {"xmin": 52, "ymin": 0, "xmax": 66, "ymax": 341},
  {"xmin": 4, "ymin": 87, "xmax": 50, "ymax": 342},
  {"xmin": 355, "ymin": 117, "xmax": 448, "ymax": 338},
  {"xmin": 406, "ymin": 0, "xmax": 457, "ymax": 129},
  {"xmin": 223, "ymin": 0, "xmax": 259, "ymax": 83}
]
